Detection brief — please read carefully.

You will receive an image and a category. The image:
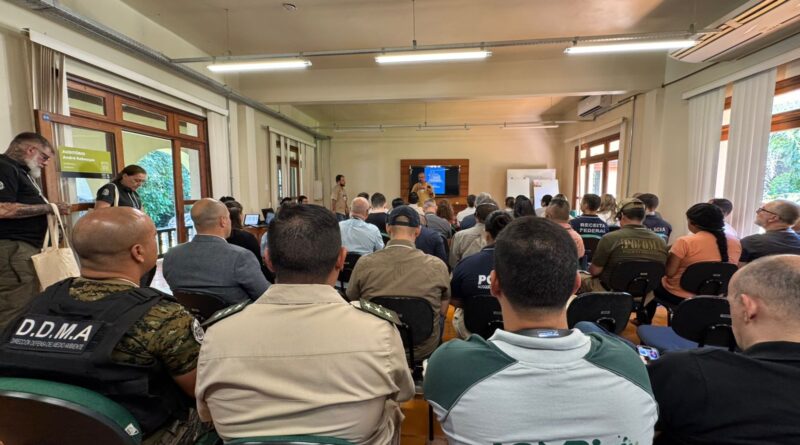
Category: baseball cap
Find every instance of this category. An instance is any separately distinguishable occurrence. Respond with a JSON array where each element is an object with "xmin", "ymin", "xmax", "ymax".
[
  {"xmin": 617, "ymin": 197, "xmax": 646, "ymax": 213},
  {"xmin": 388, "ymin": 205, "xmax": 421, "ymax": 227}
]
